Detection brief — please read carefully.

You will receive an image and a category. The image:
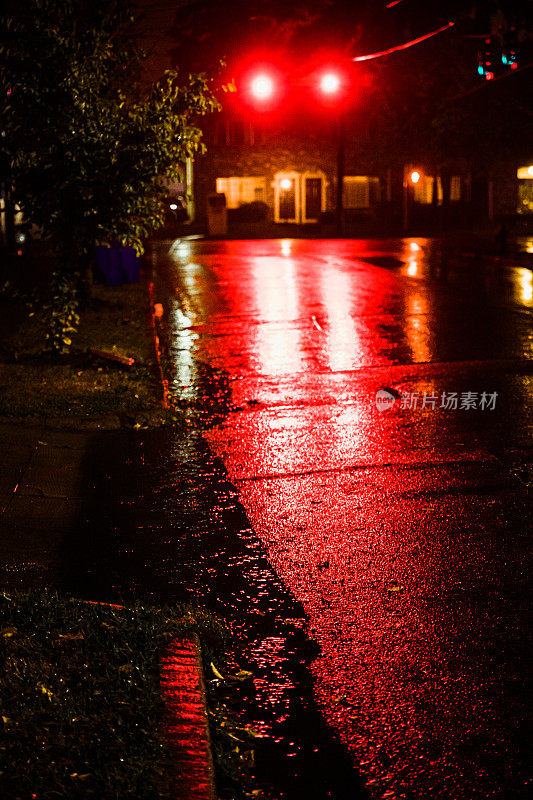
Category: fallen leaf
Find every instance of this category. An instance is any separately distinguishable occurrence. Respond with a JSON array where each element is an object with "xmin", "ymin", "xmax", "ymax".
[
  {"xmin": 387, "ymin": 581, "xmax": 405, "ymax": 594},
  {"xmin": 211, "ymin": 662, "xmax": 225, "ymax": 680},
  {"xmin": 232, "ymin": 670, "xmax": 253, "ymax": 681}
]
